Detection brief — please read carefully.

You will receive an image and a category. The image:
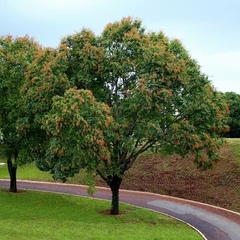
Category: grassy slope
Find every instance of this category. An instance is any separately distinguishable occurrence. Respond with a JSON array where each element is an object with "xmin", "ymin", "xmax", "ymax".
[
  {"xmin": 120, "ymin": 138, "xmax": 240, "ymax": 212},
  {"xmin": 1, "ymin": 138, "xmax": 239, "ymax": 212},
  {"xmin": 0, "ymin": 189, "xmax": 202, "ymax": 240},
  {"xmin": 226, "ymin": 138, "xmax": 240, "ymax": 165},
  {"xmin": 83, "ymin": 138, "xmax": 240, "ymax": 212}
]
